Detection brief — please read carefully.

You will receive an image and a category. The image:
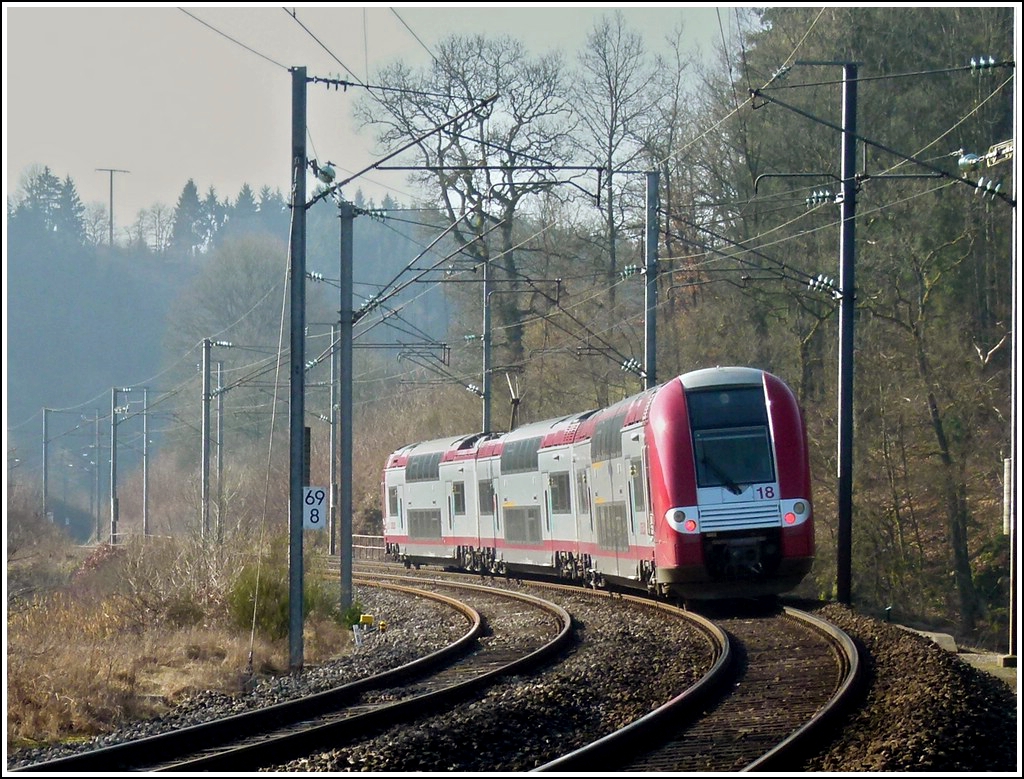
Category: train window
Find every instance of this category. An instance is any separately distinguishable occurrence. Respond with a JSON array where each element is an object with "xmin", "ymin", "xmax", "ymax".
[
  {"xmin": 504, "ymin": 506, "xmax": 542, "ymax": 544},
  {"xmin": 408, "ymin": 509, "xmax": 442, "ymax": 539},
  {"xmin": 388, "ymin": 486, "xmax": 399, "ymax": 517},
  {"xmin": 452, "ymin": 481, "xmax": 466, "ymax": 515},
  {"xmin": 575, "ymin": 469, "xmax": 591, "ymax": 514},
  {"xmin": 630, "ymin": 459, "xmax": 646, "ymax": 513},
  {"xmin": 406, "ymin": 451, "xmax": 442, "ymax": 482},
  {"xmin": 592, "ymin": 409, "xmax": 628, "ymax": 462},
  {"xmin": 595, "ymin": 502, "xmax": 629, "ymax": 551},
  {"xmin": 549, "ymin": 472, "xmax": 571, "ymax": 513},
  {"xmin": 501, "ymin": 436, "xmax": 542, "ymax": 474},
  {"xmin": 693, "ymin": 426, "xmax": 775, "ymax": 489},
  {"xmin": 686, "ymin": 386, "xmax": 768, "ymax": 430},
  {"xmin": 478, "ymin": 480, "xmax": 495, "ymax": 515}
]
